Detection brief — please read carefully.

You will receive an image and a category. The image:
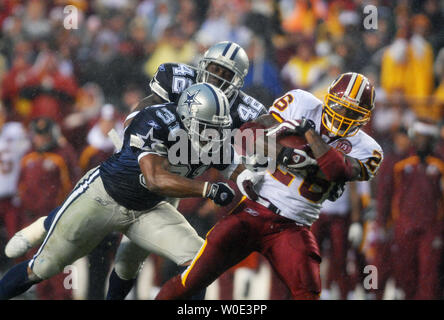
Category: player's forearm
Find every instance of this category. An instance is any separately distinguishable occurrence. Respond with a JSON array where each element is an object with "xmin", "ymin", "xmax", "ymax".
[
  {"xmin": 304, "ymin": 129, "xmax": 360, "ymax": 181},
  {"xmin": 145, "ymin": 171, "xmax": 207, "ymax": 198},
  {"xmin": 303, "ymin": 129, "xmax": 331, "ymax": 158}
]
